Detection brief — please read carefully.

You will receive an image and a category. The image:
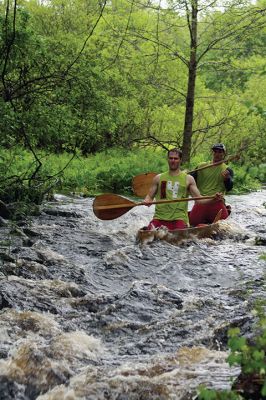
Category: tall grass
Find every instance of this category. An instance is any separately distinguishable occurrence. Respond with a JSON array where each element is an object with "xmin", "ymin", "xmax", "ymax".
[{"xmin": 0, "ymin": 147, "xmax": 262, "ymax": 200}]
